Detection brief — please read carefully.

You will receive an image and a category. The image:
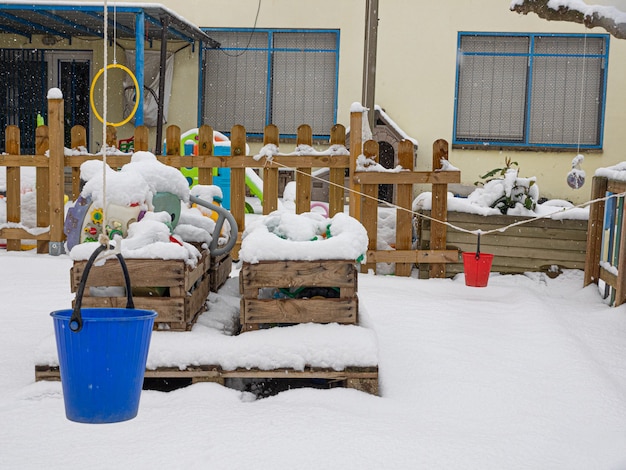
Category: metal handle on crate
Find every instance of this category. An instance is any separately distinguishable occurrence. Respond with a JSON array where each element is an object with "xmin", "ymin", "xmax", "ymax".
[{"xmin": 69, "ymin": 243, "xmax": 135, "ymax": 333}]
